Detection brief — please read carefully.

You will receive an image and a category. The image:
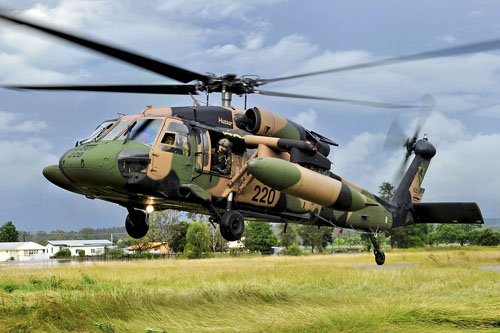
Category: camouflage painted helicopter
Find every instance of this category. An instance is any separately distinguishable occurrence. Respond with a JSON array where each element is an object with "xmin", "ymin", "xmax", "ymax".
[{"xmin": 0, "ymin": 11, "xmax": 488, "ymax": 265}]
